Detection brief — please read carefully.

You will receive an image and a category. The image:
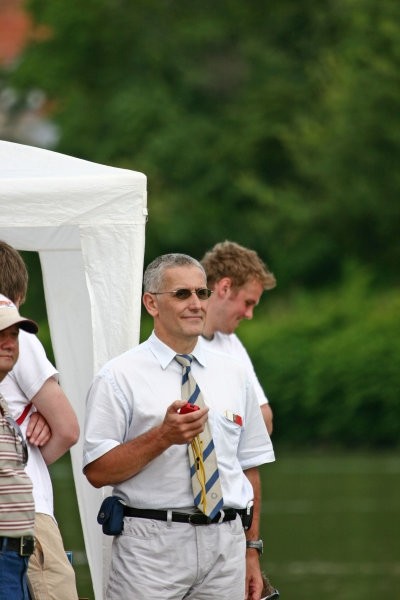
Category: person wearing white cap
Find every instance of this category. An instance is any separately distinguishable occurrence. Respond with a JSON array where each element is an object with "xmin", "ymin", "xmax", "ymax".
[
  {"xmin": 0, "ymin": 294, "xmax": 37, "ymax": 600},
  {"xmin": 0, "ymin": 241, "xmax": 79, "ymax": 600},
  {"xmin": 0, "ymin": 295, "xmax": 38, "ymax": 334}
]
